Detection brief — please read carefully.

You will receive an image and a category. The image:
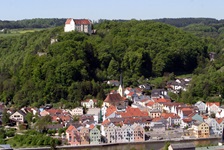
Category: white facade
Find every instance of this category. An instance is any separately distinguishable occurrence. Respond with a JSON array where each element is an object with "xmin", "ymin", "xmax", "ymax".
[
  {"xmin": 71, "ymin": 107, "xmax": 83, "ymax": 116},
  {"xmin": 9, "ymin": 111, "xmax": 25, "ymax": 123},
  {"xmin": 81, "ymin": 99, "xmax": 96, "ymax": 108},
  {"xmin": 64, "ymin": 18, "xmax": 92, "ymax": 34},
  {"xmin": 194, "ymin": 101, "xmax": 206, "ymax": 113},
  {"xmin": 64, "ymin": 19, "xmax": 75, "ymax": 32}
]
